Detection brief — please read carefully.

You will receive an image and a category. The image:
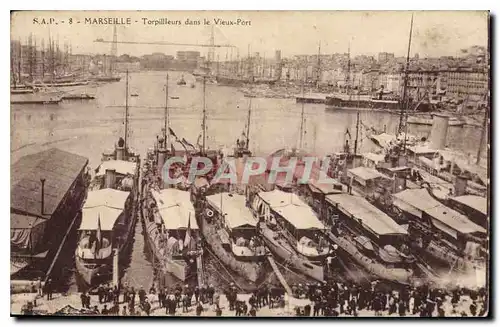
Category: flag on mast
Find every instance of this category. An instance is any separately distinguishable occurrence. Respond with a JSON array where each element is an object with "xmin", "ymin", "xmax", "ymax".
[
  {"xmin": 345, "ymin": 128, "xmax": 352, "ymax": 140},
  {"xmin": 184, "ymin": 213, "xmax": 192, "ymax": 250},
  {"xmin": 96, "ymin": 214, "xmax": 102, "ymax": 250}
]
